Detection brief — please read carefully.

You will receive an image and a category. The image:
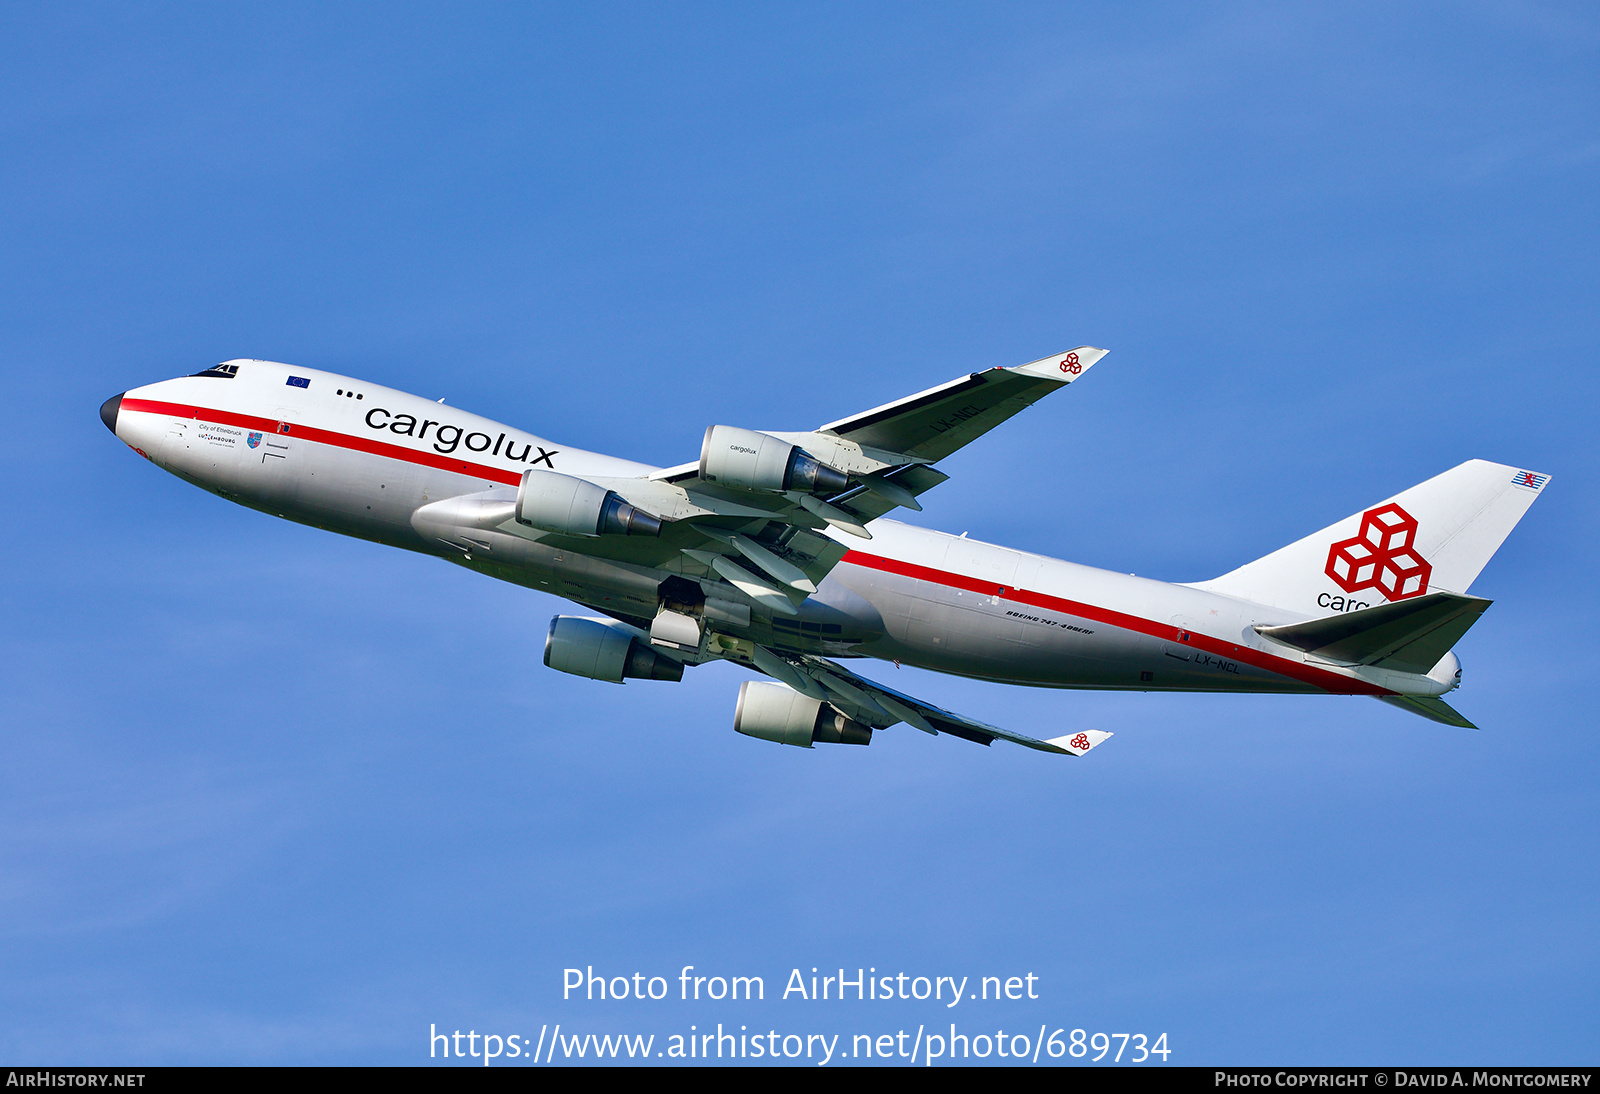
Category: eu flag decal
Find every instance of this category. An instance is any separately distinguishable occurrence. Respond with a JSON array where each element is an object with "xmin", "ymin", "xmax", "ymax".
[{"xmin": 286, "ymin": 376, "xmax": 311, "ymax": 388}]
